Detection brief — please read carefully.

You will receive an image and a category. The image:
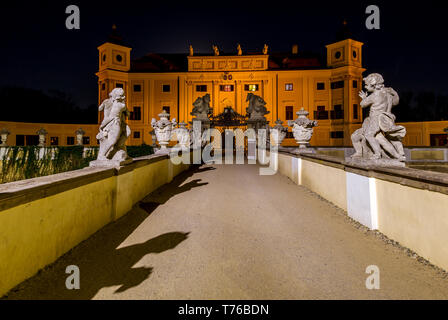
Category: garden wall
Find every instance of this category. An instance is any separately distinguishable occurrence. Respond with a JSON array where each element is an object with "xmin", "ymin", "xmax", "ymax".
[{"xmin": 0, "ymin": 154, "xmax": 189, "ymax": 296}]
